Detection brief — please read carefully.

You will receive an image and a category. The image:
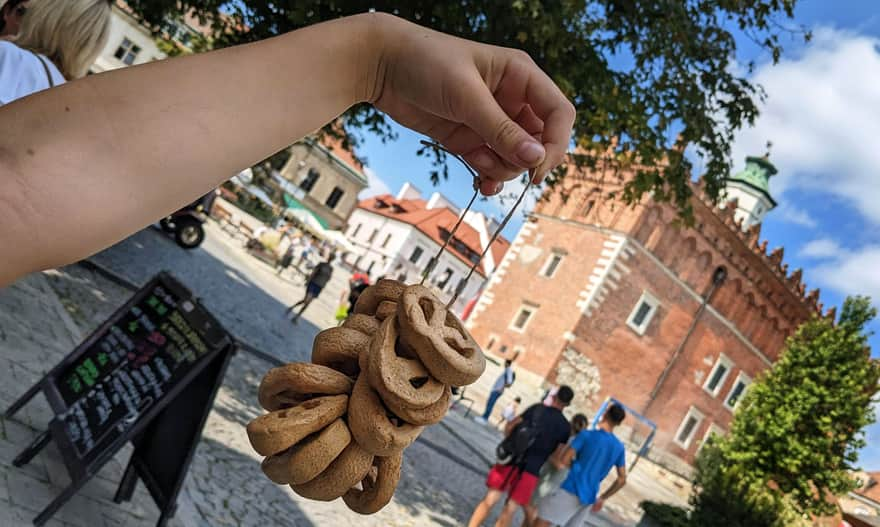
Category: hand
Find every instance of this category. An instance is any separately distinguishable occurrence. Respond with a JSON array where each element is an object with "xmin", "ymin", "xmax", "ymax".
[
  {"xmin": 590, "ymin": 498, "xmax": 605, "ymax": 513},
  {"xmin": 364, "ymin": 14, "xmax": 576, "ymax": 195}
]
